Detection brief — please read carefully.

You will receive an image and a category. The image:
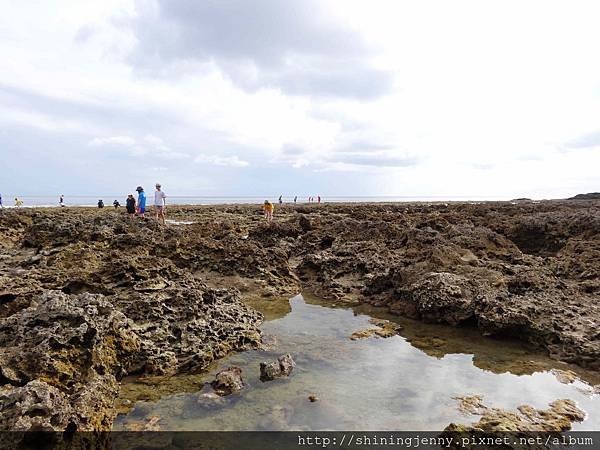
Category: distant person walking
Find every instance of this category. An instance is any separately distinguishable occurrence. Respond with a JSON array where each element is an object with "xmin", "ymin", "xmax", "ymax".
[
  {"xmin": 126, "ymin": 194, "xmax": 136, "ymax": 221},
  {"xmin": 294, "ymin": 196, "xmax": 297, "ymax": 204},
  {"xmin": 136, "ymin": 186, "xmax": 146, "ymax": 218},
  {"xmin": 154, "ymin": 183, "xmax": 167, "ymax": 225},
  {"xmin": 59, "ymin": 195, "xmax": 65, "ymax": 207},
  {"xmin": 97, "ymin": 199, "xmax": 104, "ymax": 208},
  {"xmin": 14, "ymin": 198, "xmax": 23, "ymax": 207},
  {"xmin": 263, "ymin": 200, "xmax": 274, "ymax": 223},
  {"xmin": 278, "ymin": 195, "xmax": 283, "ymax": 204},
  {"xmin": 317, "ymin": 195, "xmax": 321, "ymax": 204},
  {"xmin": 0, "ymin": 193, "xmax": 3, "ymax": 208}
]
